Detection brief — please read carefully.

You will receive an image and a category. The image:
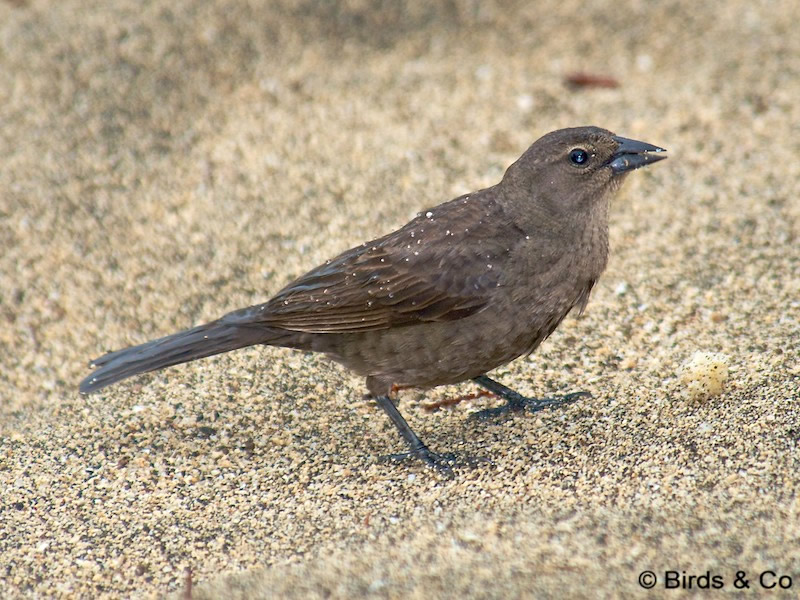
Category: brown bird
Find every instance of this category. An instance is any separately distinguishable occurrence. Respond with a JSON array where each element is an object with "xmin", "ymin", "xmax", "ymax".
[{"xmin": 80, "ymin": 126, "xmax": 666, "ymax": 472}]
